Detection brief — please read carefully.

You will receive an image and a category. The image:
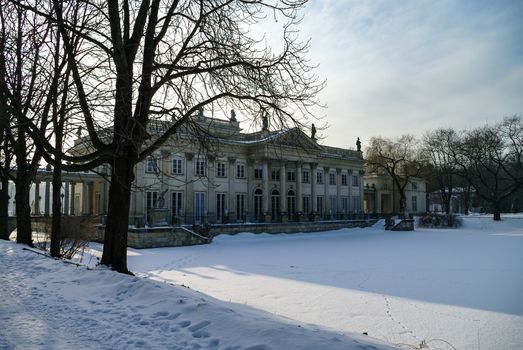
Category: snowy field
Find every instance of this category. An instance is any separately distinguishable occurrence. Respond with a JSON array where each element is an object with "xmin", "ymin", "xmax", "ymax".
[{"xmin": 1, "ymin": 215, "xmax": 523, "ymax": 349}]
